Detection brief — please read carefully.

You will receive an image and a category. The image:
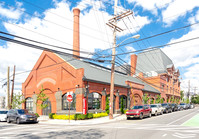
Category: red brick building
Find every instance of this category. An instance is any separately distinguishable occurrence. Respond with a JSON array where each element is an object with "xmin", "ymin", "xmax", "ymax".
[{"xmin": 22, "ymin": 8, "xmax": 180, "ymax": 116}]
